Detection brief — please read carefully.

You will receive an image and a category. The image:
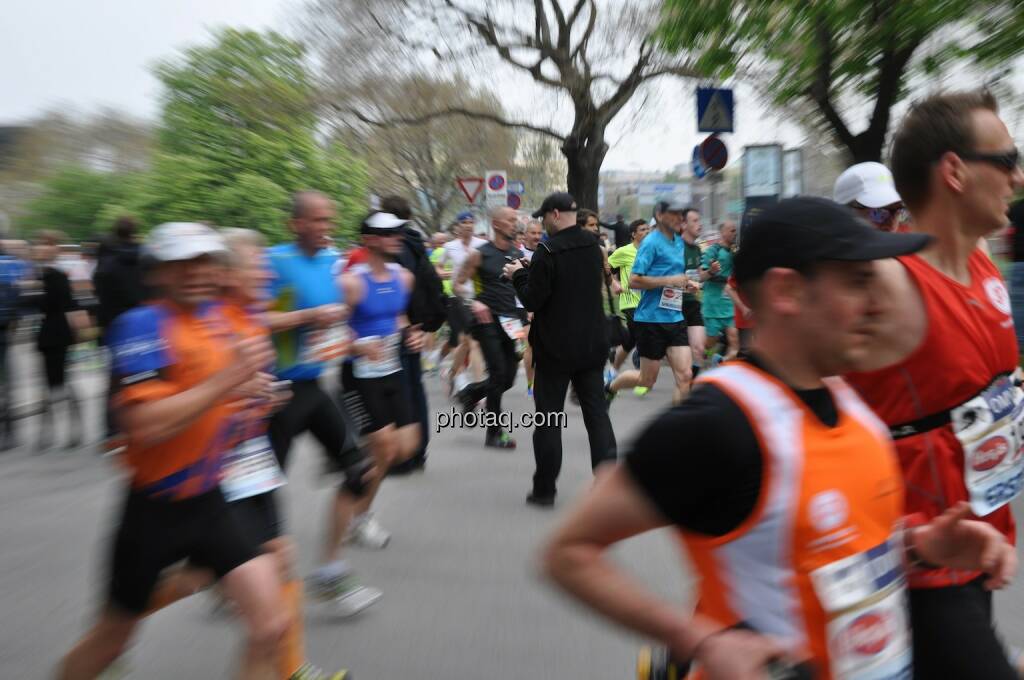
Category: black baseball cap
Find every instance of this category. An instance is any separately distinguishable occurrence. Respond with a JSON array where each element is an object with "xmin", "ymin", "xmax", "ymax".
[
  {"xmin": 532, "ymin": 192, "xmax": 577, "ymax": 218},
  {"xmin": 734, "ymin": 197, "xmax": 931, "ymax": 285}
]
